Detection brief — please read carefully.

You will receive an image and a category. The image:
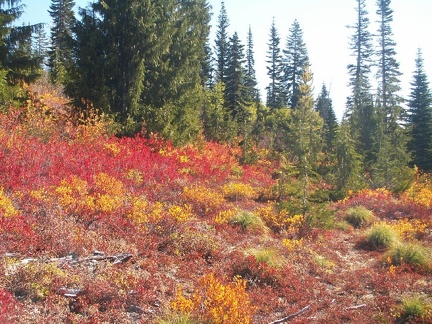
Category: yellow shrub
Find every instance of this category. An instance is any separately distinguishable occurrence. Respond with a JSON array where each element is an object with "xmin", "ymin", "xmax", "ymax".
[
  {"xmin": 390, "ymin": 219, "xmax": 428, "ymax": 241},
  {"xmin": 103, "ymin": 142, "xmax": 121, "ymax": 157},
  {"xmin": 214, "ymin": 208, "xmax": 238, "ymax": 225},
  {"xmin": 256, "ymin": 205, "xmax": 304, "ymax": 234},
  {"xmin": 221, "ymin": 182, "xmax": 257, "ymax": 201},
  {"xmin": 171, "ymin": 274, "xmax": 256, "ymax": 324},
  {"xmin": 182, "ymin": 186, "xmax": 225, "ymax": 216},
  {"xmin": 168, "ymin": 204, "xmax": 194, "ymax": 222},
  {"xmin": 0, "ymin": 187, "xmax": 18, "ymax": 218},
  {"xmin": 128, "ymin": 197, "xmax": 164, "ymax": 225}
]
